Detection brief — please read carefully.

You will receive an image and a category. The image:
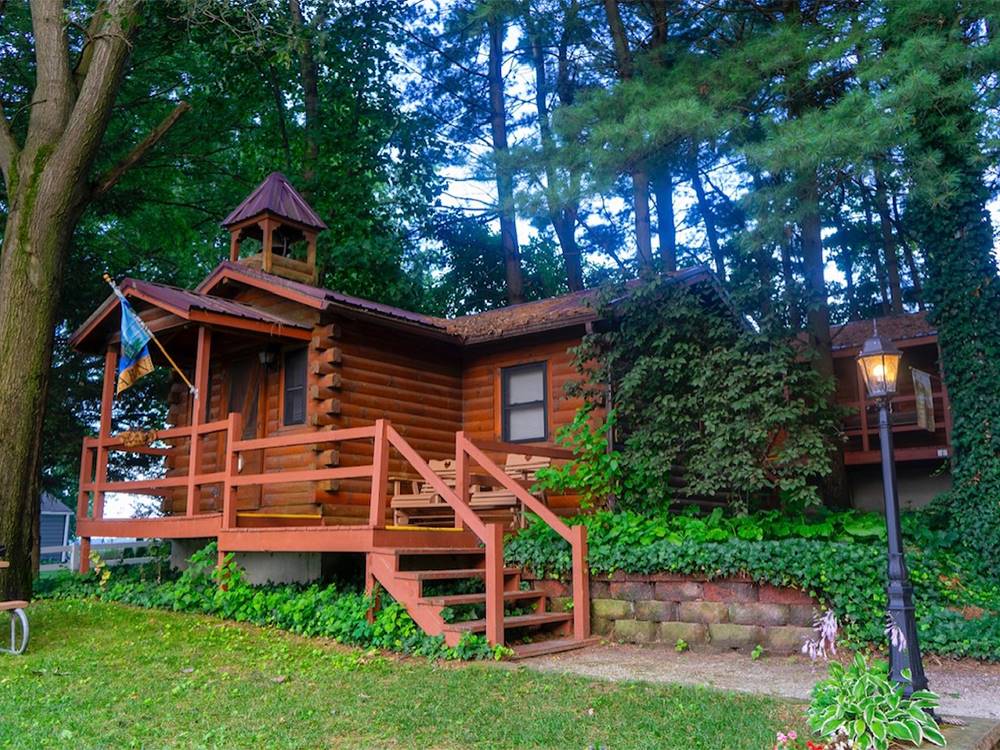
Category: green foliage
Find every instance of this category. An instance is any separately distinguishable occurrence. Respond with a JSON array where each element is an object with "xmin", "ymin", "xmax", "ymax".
[
  {"xmin": 569, "ymin": 278, "xmax": 841, "ymax": 513},
  {"xmin": 750, "ymin": 644, "xmax": 764, "ymax": 661},
  {"xmin": 533, "ymin": 406, "xmax": 627, "ymax": 508},
  {"xmin": 505, "ymin": 509, "xmax": 1000, "ymax": 661},
  {"xmin": 807, "ymin": 655, "xmax": 945, "ymax": 750},
  {"xmin": 35, "ymin": 543, "xmax": 506, "ymax": 661},
  {"xmin": 674, "ymin": 638, "xmax": 688, "ymax": 653}
]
